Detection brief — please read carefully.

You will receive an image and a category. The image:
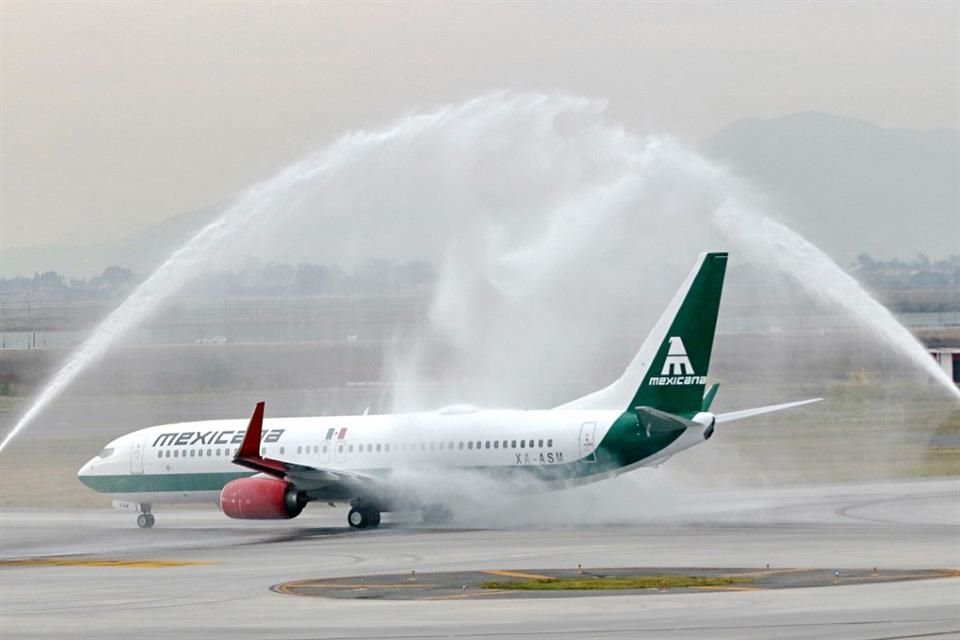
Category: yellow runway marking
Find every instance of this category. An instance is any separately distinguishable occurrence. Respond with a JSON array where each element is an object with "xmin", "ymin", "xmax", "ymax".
[
  {"xmin": 481, "ymin": 569, "xmax": 556, "ymax": 581},
  {"xmin": 0, "ymin": 558, "xmax": 208, "ymax": 569},
  {"xmin": 737, "ymin": 568, "xmax": 807, "ymax": 577},
  {"xmin": 427, "ymin": 590, "xmax": 510, "ymax": 600},
  {"xmin": 283, "ymin": 582, "xmax": 426, "ymax": 590}
]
